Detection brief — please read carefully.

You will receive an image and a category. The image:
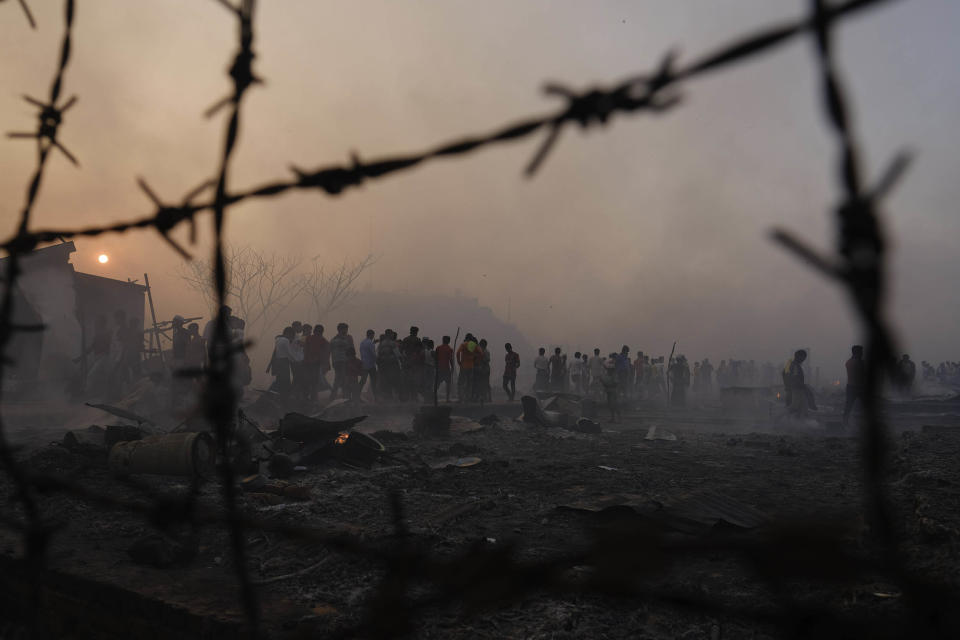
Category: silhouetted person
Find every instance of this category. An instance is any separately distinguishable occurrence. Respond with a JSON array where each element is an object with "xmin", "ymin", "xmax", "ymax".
[
  {"xmin": 203, "ymin": 305, "xmax": 232, "ymax": 362},
  {"xmin": 435, "ymin": 335, "xmax": 454, "ymax": 402},
  {"xmin": 456, "ymin": 334, "xmax": 482, "ymax": 401},
  {"xmin": 570, "ymin": 351, "xmax": 584, "ymax": 394},
  {"xmin": 549, "ymin": 347, "xmax": 564, "ymax": 392},
  {"xmin": 329, "ymin": 322, "xmax": 354, "ymax": 400},
  {"xmin": 344, "ymin": 346, "xmax": 363, "ymax": 402},
  {"xmin": 303, "ymin": 324, "xmax": 328, "ymax": 400},
  {"xmin": 401, "ymin": 326, "xmax": 424, "ymax": 402},
  {"xmin": 783, "ymin": 349, "xmax": 815, "ymax": 417},
  {"xmin": 843, "ymin": 345, "xmax": 866, "ymax": 426},
  {"xmin": 477, "ymin": 338, "xmax": 492, "ymax": 402},
  {"xmin": 377, "ymin": 329, "xmax": 402, "ymax": 401},
  {"xmin": 533, "ymin": 347, "xmax": 549, "ymax": 391},
  {"xmin": 503, "ymin": 343, "xmax": 520, "ymax": 401},
  {"xmin": 700, "ymin": 358, "xmax": 714, "ymax": 393},
  {"xmin": 268, "ymin": 326, "xmax": 301, "ymax": 405},
  {"xmin": 600, "ymin": 356, "xmax": 621, "ymax": 422},
  {"xmin": 899, "ymin": 354, "xmax": 916, "ymax": 396},
  {"xmin": 669, "ymin": 355, "xmax": 690, "ymax": 407},
  {"xmin": 359, "ymin": 329, "xmax": 378, "ymax": 401},
  {"xmin": 171, "ymin": 315, "xmax": 188, "ymax": 371},
  {"xmin": 588, "ymin": 348, "xmax": 604, "ymax": 398},
  {"xmin": 184, "ymin": 323, "xmax": 205, "ymax": 371},
  {"xmin": 616, "ymin": 345, "xmax": 631, "ymax": 398}
]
